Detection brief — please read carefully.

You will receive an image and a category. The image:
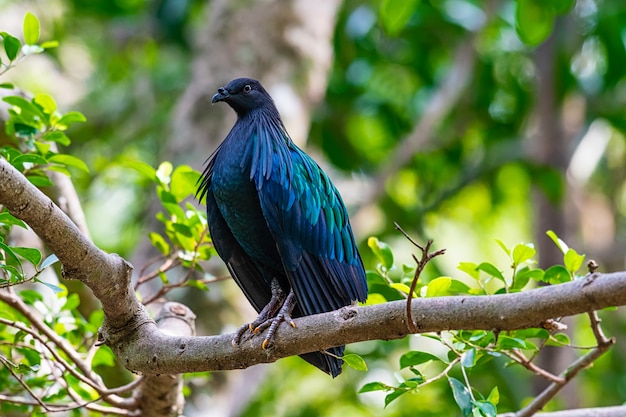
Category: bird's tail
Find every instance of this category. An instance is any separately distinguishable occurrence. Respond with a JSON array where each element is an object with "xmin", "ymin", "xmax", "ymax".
[{"xmin": 300, "ymin": 346, "xmax": 344, "ymax": 378}]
